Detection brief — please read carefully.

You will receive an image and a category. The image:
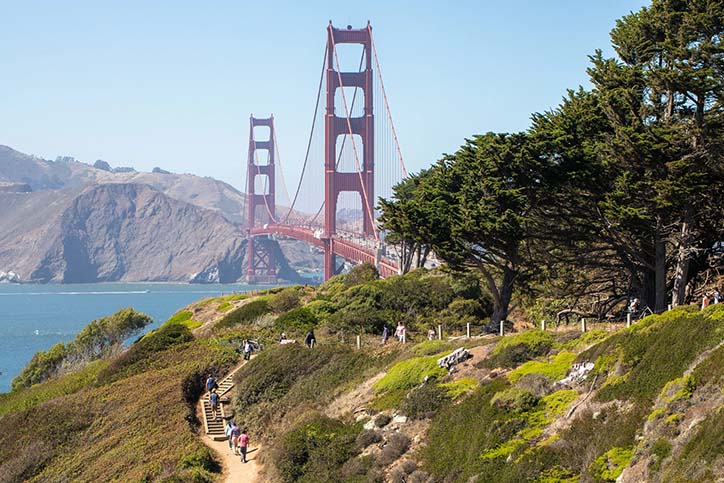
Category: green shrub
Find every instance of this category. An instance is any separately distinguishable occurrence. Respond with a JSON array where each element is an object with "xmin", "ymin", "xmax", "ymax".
[
  {"xmin": 588, "ymin": 447, "xmax": 633, "ymax": 482},
  {"xmin": 178, "ymin": 447, "xmax": 220, "ymax": 473},
  {"xmin": 440, "ymin": 377, "xmax": 479, "ymax": 400},
  {"xmin": 12, "ymin": 308, "xmax": 152, "ymax": 391},
  {"xmin": 275, "ymin": 307, "xmax": 318, "ymax": 334},
  {"xmin": 97, "ymin": 323, "xmax": 194, "ymax": 384},
  {"xmin": 402, "ymin": 382, "xmax": 450, "ymax": 419},
  {"xmin": 508, "ymin": 351, "xmax": 577, "ymax": 384},
  {"xmin": 650, "ymin": 438, "xmax": 671, "ymax": 471},
  {"xmin": 213, "ymin": 298, "xmax": 271, "ymax": 331},
  {"xmin": 374, "ymin": 356, "xmax": 448, "ymax": 393},
  {"xmin": 305, "ymin": 300, "xmax": 337, "ymax": 321},
  {"xmin": 584, "ymin": 306, "xmax": 724, "ymax": 404},
  {"xmin": 490, "ymin": 387, "xmax": 539, "ymax": 413},
  {"xmin": 485, "ymin": 330, "xmax": 555, "ymax": 369},
  {"xmin": 233, "ymin": 344, "xmax": 387, "ymax": 436},
  {"xmin": 275, "ymin": 413, "xmax": 360, "ymax": 483},
  {"xmin": 269, "ymin": 287, "xmax": 302, "ymax": 313}
]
